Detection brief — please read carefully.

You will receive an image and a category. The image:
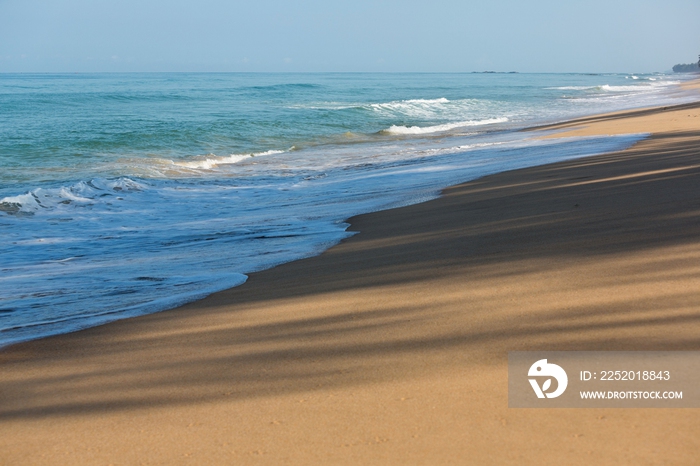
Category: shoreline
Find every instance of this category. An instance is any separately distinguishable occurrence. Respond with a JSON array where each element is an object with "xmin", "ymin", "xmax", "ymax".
[
  {"xmin": 529, "ymin": 100, "xmax": 700, "ymax": 138},
  {"xmin": 2, "ymin": 86, "xmax": 700, "ymax": 463},
  {"xmin": 2, "ymin": 99, "xmax": 698, "ymax": 351}
]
